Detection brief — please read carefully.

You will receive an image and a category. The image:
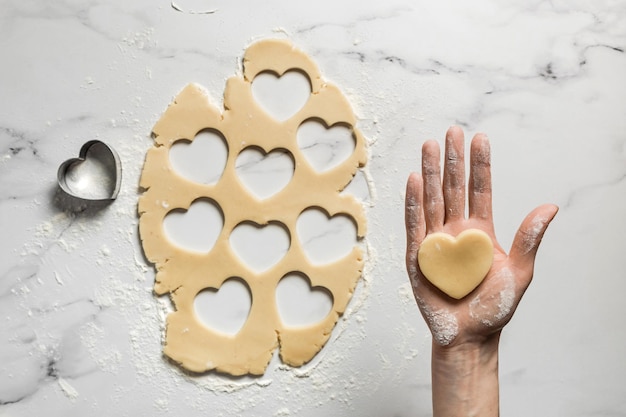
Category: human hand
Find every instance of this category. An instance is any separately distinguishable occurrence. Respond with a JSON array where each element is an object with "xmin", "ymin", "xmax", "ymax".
[{"xmin": 404, "ymin": 126, "xmax": 558, "ymax": 348}]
